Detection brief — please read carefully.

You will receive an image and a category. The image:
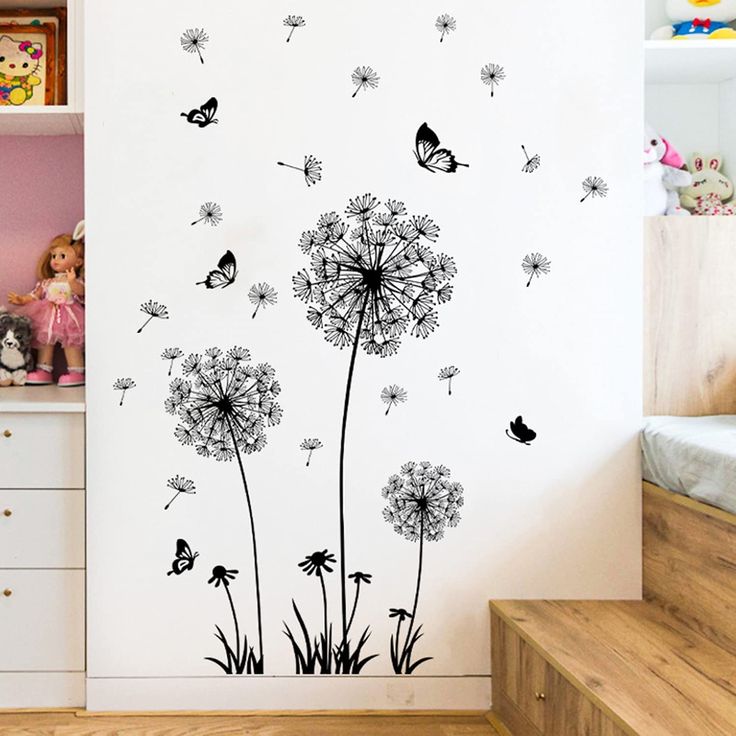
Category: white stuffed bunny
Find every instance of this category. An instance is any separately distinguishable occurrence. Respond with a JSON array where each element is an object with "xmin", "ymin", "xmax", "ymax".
[
  {"xmin": 644, "ymin": 124, "xmax": 692, "ymax": 216},
  {"xmin": 680, "ymin": 154, "xmax": 736, "ymax": 215},
  {"xmin": 652, "ymin": 0, "xmax": 736, "ymax": 39}
]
